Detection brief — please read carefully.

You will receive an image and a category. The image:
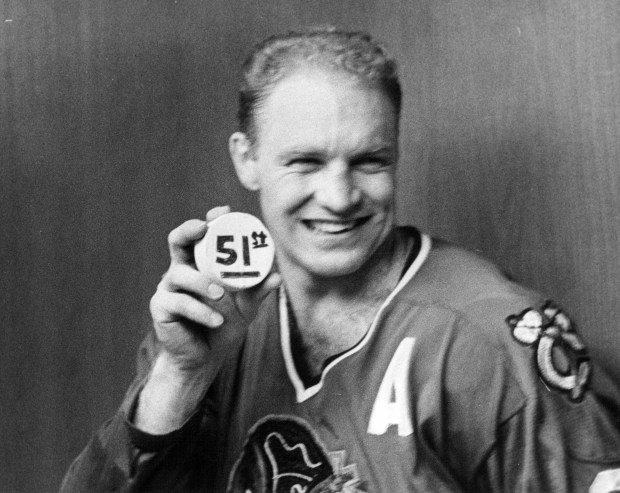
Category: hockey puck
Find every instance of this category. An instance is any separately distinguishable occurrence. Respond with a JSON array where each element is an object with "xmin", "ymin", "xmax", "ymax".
[{"xmin": 194, "ymin": 212, "xmax": 275, "ymax": 290}]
